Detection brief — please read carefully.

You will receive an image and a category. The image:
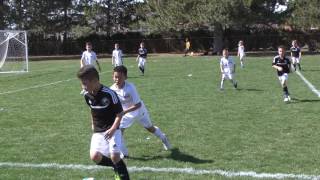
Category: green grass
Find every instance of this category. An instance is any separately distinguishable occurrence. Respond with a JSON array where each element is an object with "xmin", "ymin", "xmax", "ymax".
[{"xmin": 0, "ymin": 54, "xmax": 319, "ymax": 180}]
